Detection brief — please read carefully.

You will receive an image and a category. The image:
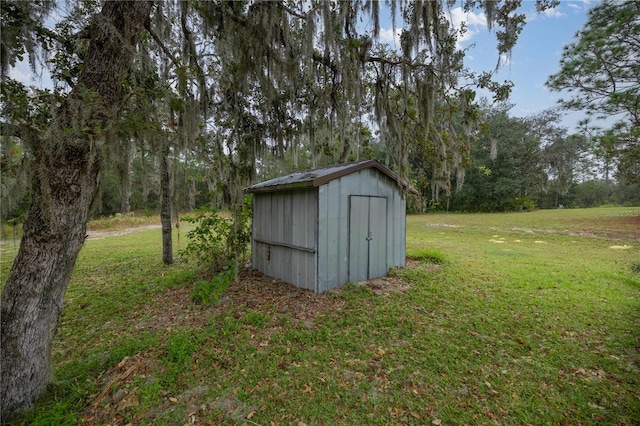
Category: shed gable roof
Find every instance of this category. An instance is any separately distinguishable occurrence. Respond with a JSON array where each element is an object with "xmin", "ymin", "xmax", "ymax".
[{"xmin": 246, "ymin": 160, "xmax": 417, "ymax": 194}]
